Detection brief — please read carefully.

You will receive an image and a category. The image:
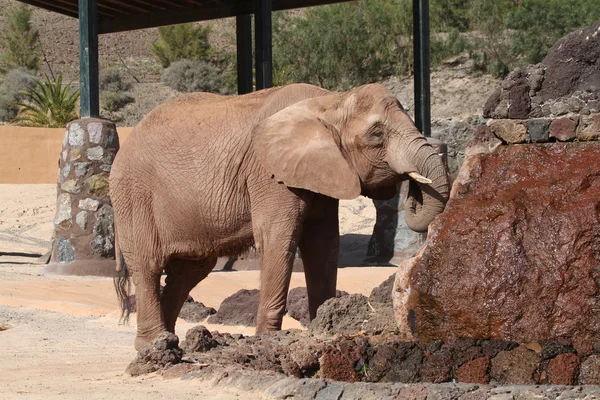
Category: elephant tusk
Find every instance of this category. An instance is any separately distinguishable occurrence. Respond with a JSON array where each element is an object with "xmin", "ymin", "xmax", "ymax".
[{"xmin": 408, "ymin": 172, "xmax": 433, "ymax": 184}]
